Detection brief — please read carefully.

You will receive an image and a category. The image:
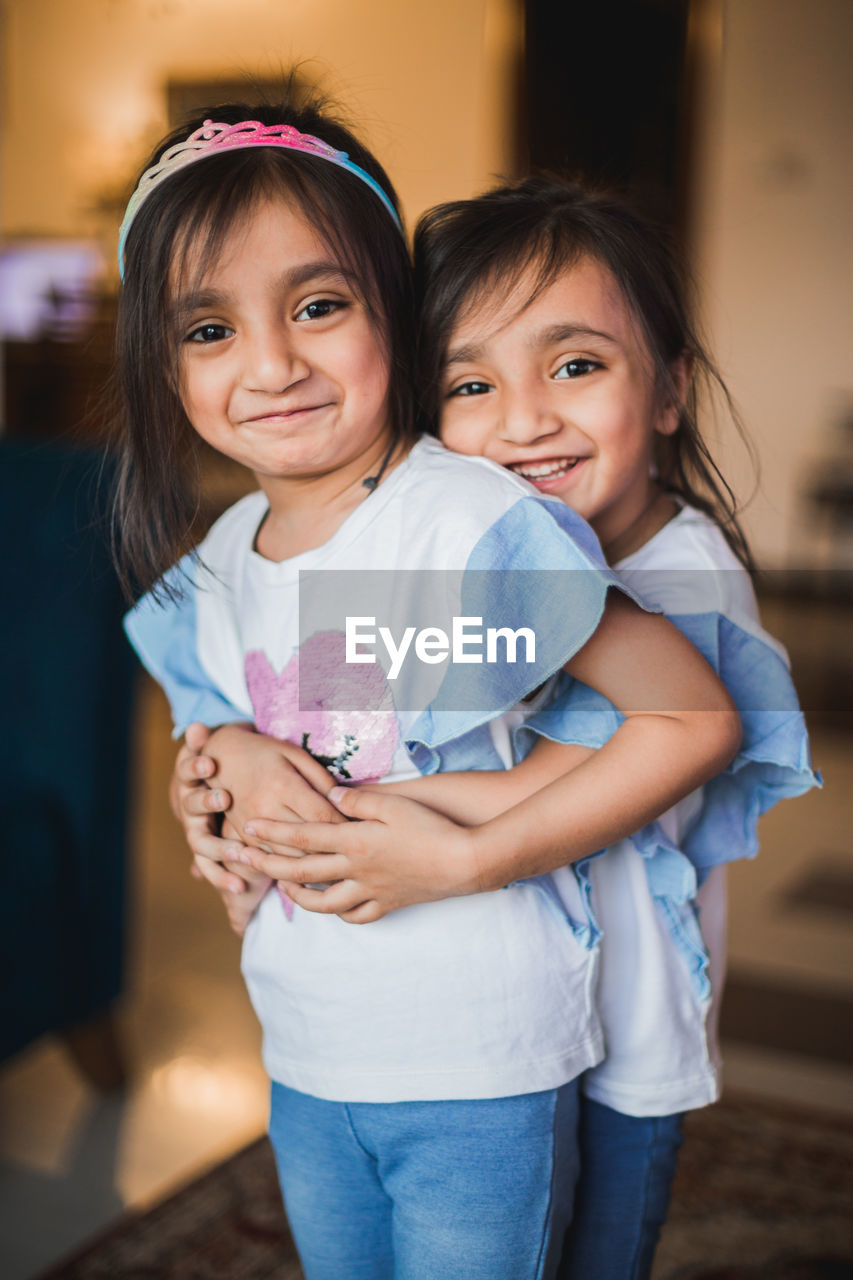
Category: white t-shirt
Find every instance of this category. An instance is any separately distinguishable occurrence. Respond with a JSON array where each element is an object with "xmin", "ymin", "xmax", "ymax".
[
  {"xmin": 581, "ymin": 505, "xmax": 762, "ymax": 1115},
  {"xmin": 127, "ymin": 437, "xmax": 634, "ymax": 1103}
]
